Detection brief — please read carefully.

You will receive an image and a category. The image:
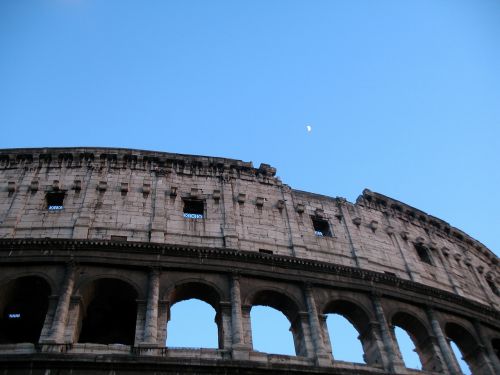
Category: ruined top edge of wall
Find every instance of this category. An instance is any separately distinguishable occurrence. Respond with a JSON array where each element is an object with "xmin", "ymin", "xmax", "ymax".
[
  {"xmin": 357, "ymin": 189, "xmax": 498, "ymax": 264},
  {"xmin": 0, "ymin": 147, "xmax": 278, "ymax": 179},
  {"xmin": 294, "ymin": 187, "xmax": 497, "ymax": 264},
  {"xmin": 1, "ymin": 147, "xmax": 496, "ymax": 263}
]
